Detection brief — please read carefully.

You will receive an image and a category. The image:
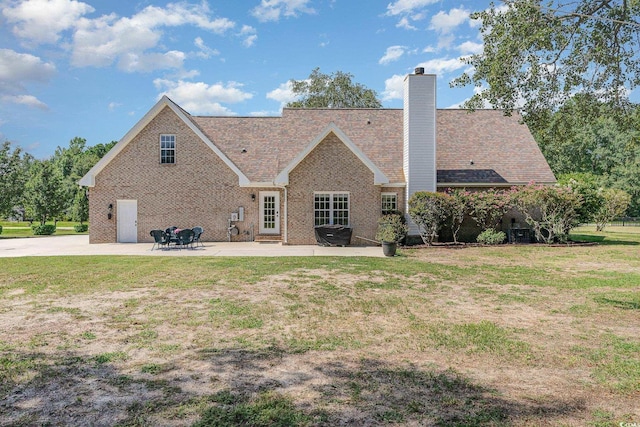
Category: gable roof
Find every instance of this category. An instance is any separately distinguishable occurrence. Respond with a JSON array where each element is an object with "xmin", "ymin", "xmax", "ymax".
[
  {"xmin": 191, "ymin": 108, "xmax": 555, "ymax": 186},
  {"xmin": 79, "ymin": 96, "xmax": 250, "ymax": 187},
  {"xmin": 80, "ymin": 100, "xmax": 555, "ymax": 188},
  {"xmin": 274, "ymin": 123, "xmax": 389, "ymax": 185}
]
